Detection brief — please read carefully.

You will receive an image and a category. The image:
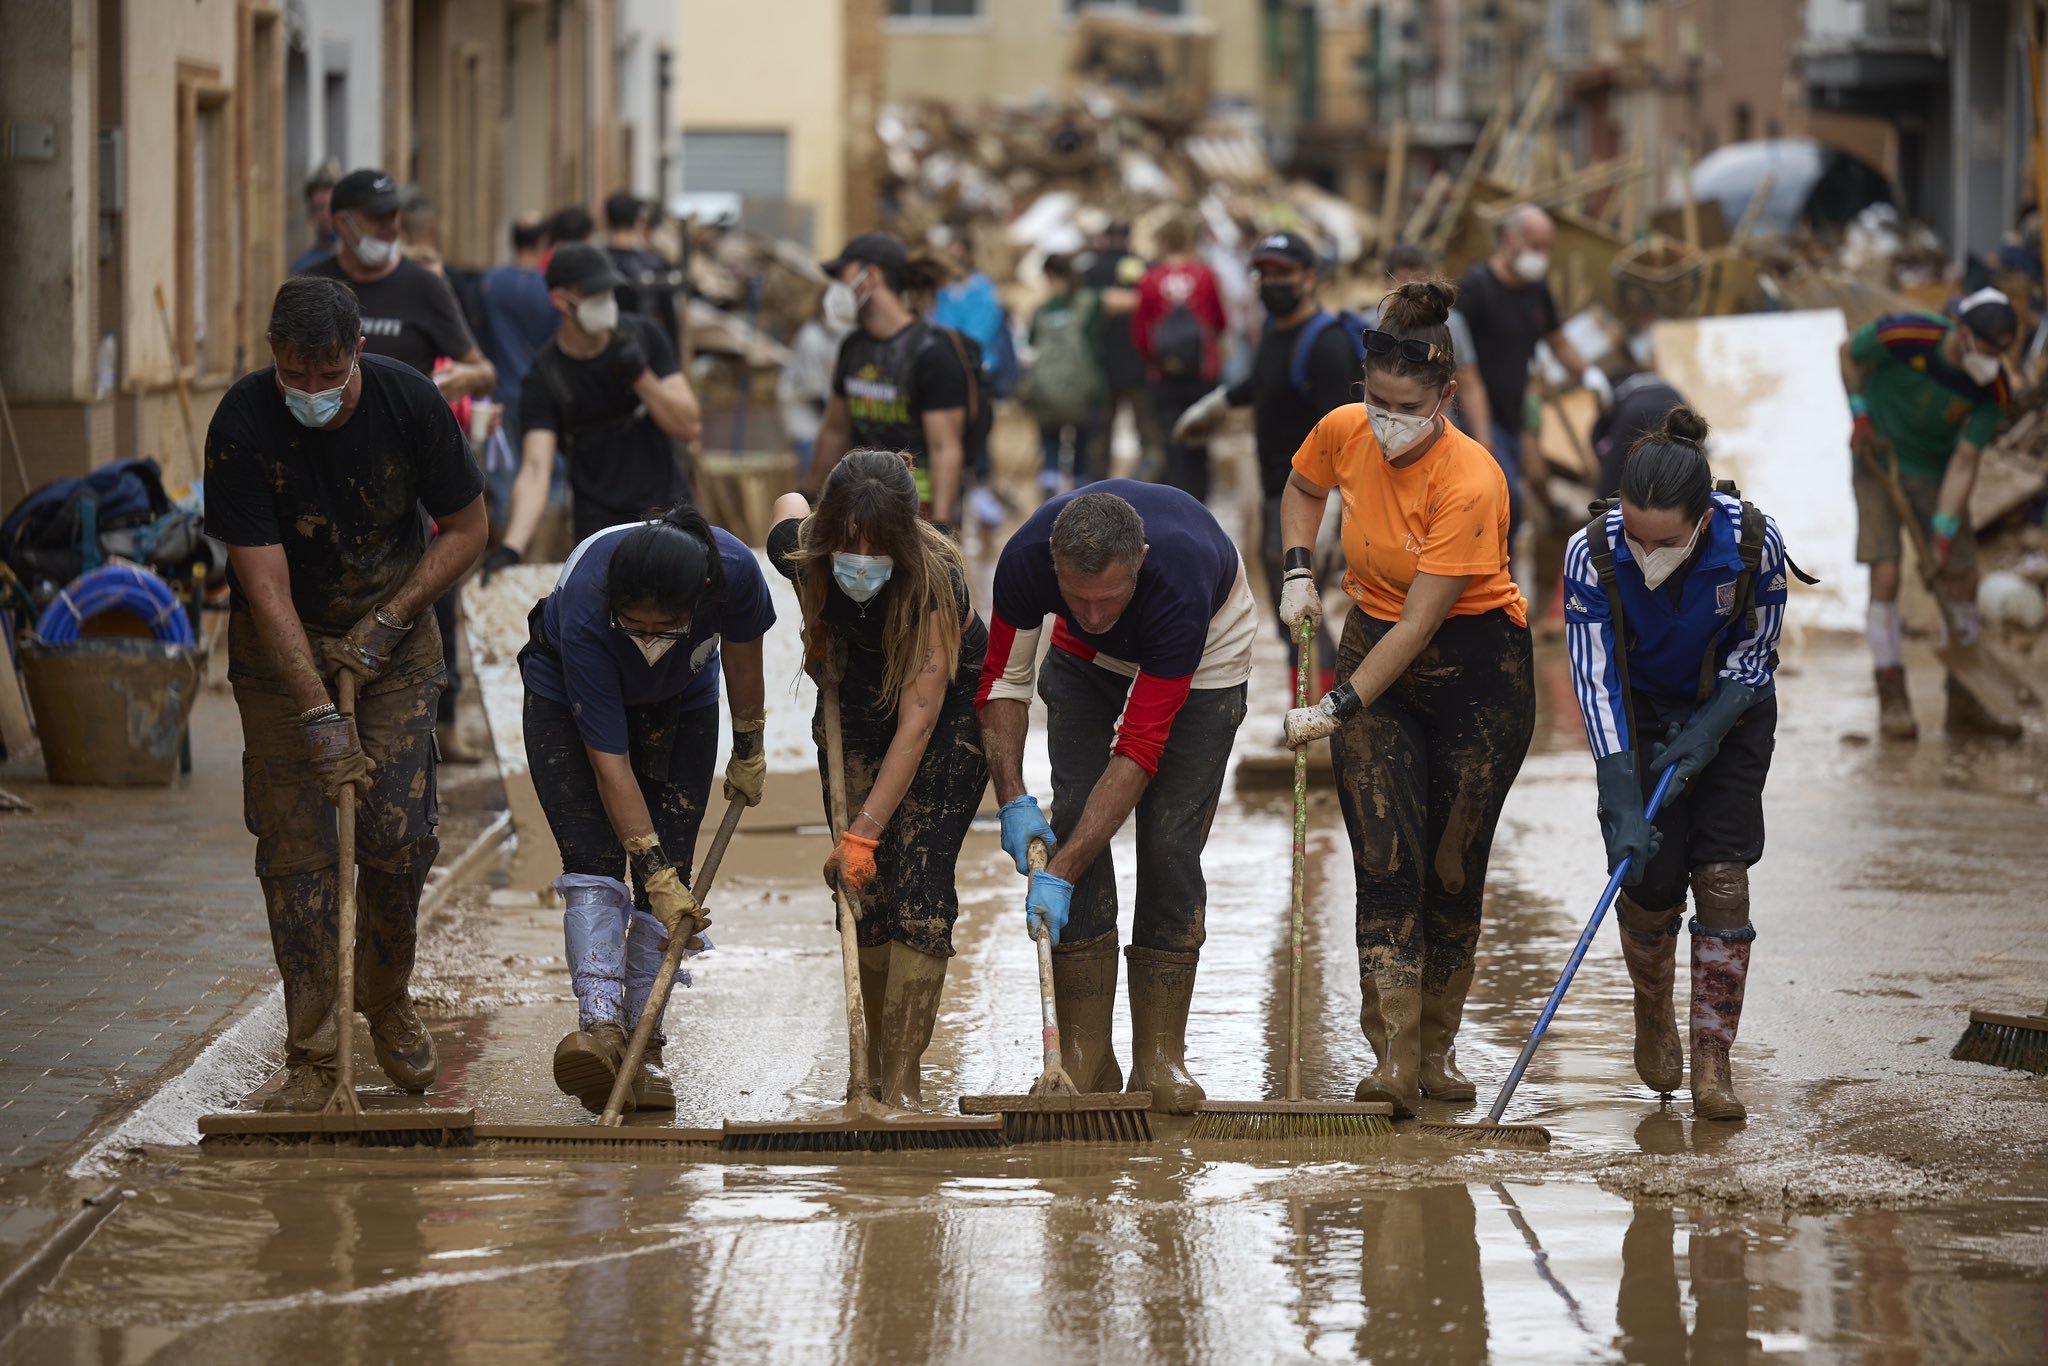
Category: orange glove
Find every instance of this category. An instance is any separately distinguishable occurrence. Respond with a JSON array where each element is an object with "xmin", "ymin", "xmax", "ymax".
[{"xmin": 824, "ymin": 830, "xmax": 880, "ymax": 894}]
